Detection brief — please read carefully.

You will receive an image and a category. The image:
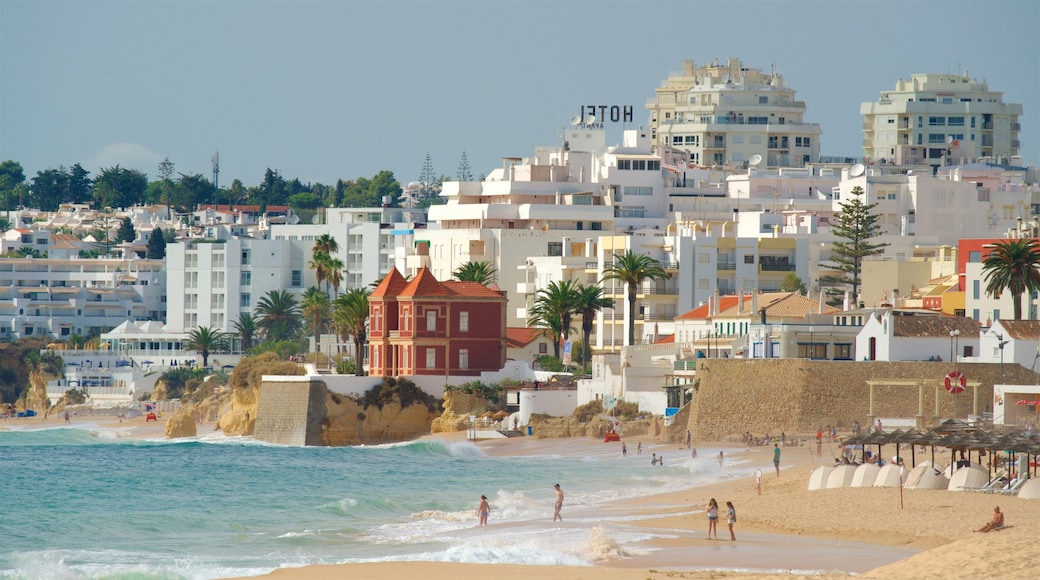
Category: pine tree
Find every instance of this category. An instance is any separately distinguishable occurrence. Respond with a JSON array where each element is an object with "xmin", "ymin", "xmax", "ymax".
[
  {"xmin": 146, "ymin": 228, "xmax": 168, "ymax": 259},
  {"xmin": 116, "ymin": 216, "xmax": 136, "ymax": 243},
  {"xmin": 419, "ymin": 153, "xmax": 437, "ymax": 199},
  {"xmin": 822, "ymin": 187, "xmax": 888, "ymax": 305},
  {"xmin": 457, "ymin": 150, "xmax": 473, "ymax": 182}
]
